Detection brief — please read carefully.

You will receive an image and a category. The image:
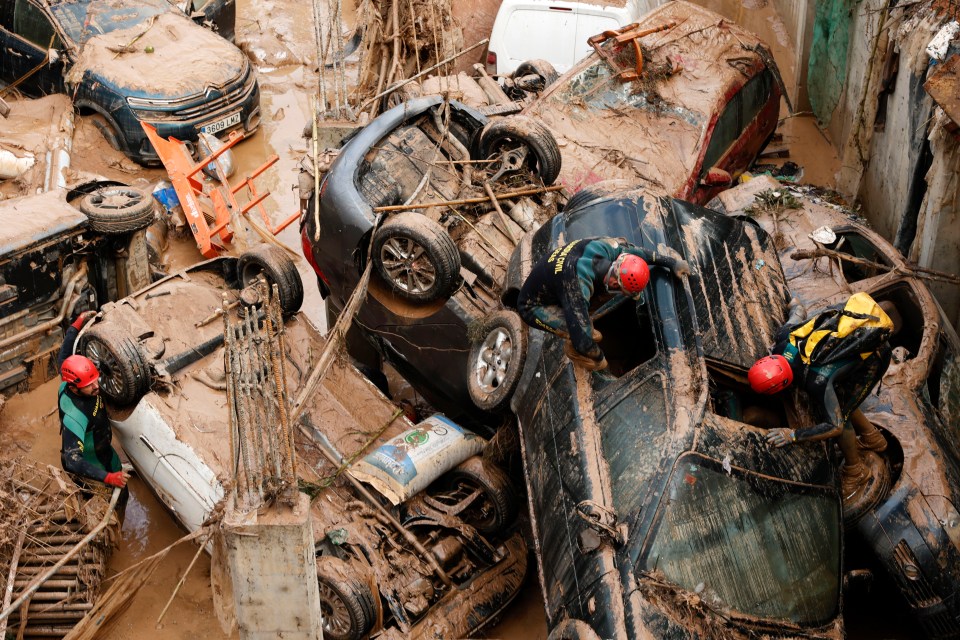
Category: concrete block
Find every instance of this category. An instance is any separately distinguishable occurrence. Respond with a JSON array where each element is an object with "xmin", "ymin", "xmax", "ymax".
[{"xmin": 225, "ymin": 493, "xmax": 322, "ymax": 640}]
